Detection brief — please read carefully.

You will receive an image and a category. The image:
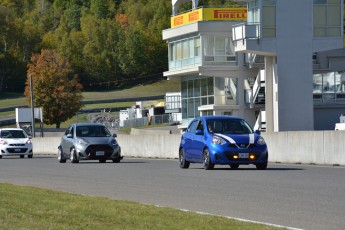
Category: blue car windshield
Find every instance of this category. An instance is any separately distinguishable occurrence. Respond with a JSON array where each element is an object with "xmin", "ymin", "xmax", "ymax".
[
  {"xmin": 76, "ymin": 126, "xmax": 111, "ymax": 137},
  {"xmin": 206, "ymin": 119, "xmax": 253, "ymax": 134}
]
